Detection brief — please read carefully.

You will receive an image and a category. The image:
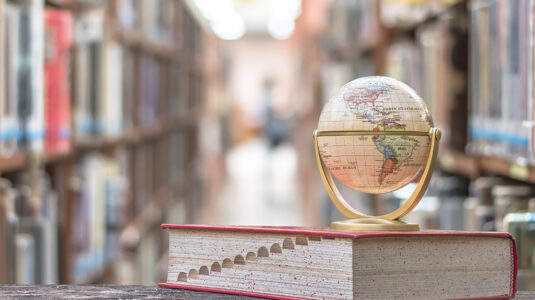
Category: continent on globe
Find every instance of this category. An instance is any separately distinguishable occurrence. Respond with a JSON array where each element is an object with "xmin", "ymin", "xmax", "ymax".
[
  {"xmin": 373, "ymin": 135, "xmax": 418, "ymax": 184},
  {"xmin": 317, "ymin": 76, "xmax": 432, "ymax": 194}
]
